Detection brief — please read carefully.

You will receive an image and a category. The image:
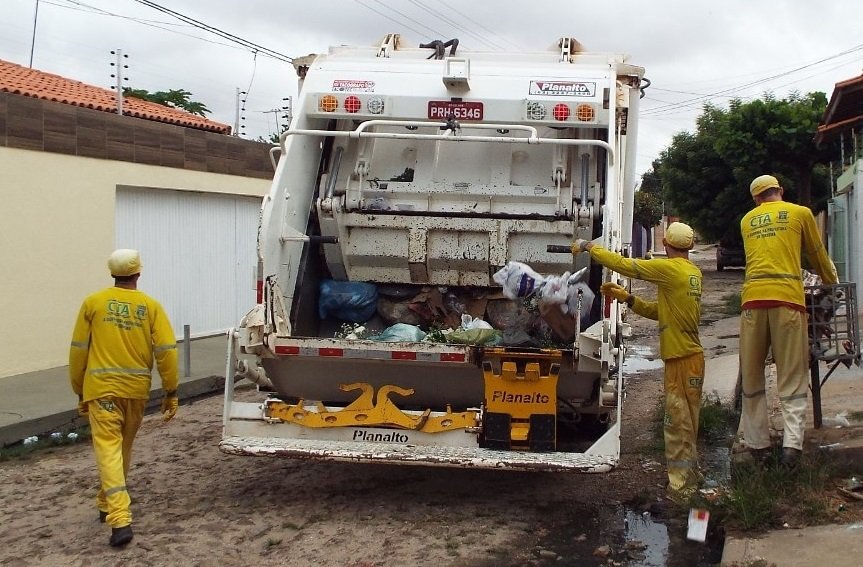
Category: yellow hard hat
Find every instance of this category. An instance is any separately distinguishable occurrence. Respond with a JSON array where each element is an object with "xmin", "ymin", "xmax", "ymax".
[
  {"xmin": 750, "ymin": 174, "xmax": 780, "ymax": 197},
  {"xmin": 665, "ymin": 222, "xmax": 694, "ymax": 249},
  {"xmin": 108, "ymin": 249, "xmax": 142, "ymax": 276}
]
